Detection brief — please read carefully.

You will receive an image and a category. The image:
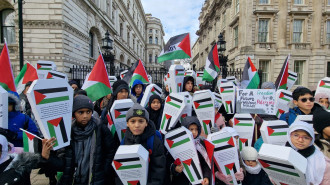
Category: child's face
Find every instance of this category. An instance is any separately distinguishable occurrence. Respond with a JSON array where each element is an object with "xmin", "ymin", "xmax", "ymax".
[
  {"xmin": 244, "ymin": 160, "xmax": 257, "ymax": 167},
  {"xmin": 319, "ymin": 98, "xmax": 329, "ymax": 108},
  {"xmin": 188, "ymin": 124, "xmax": 199, "ymax": 139},
  {"xmin": 134, "ymin": 84, "xmax": 143, "ymax": 95},
  {"xmin": 117, "ymin": 89, "xmax": 128, "ymax": 100},
  {"xmin": 8, "ymin": 104, "xmax": 13, "ymax": 112},
  {"xmin": 185, "ymin": 80, "xmax": 193, "ymax": 92},
  {"xmin": 290, "ymin": 130, "xmax": 312, "ymax": 150},
  {"xmin": 127, "ymin": 117, "xmax": 147, "ymax": 135},
  {"xmin": 151, "ymin": 99, "xmax": 161, "ymax": 111},
  {"xmin": 74, "ymin": 108, "xmax": 92, "ymax": 126},
  {"xmin": 293, "ymin": 94, "xmax": 314, "ymax": 113}
]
